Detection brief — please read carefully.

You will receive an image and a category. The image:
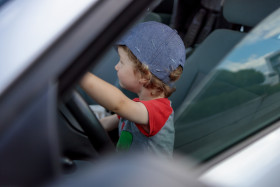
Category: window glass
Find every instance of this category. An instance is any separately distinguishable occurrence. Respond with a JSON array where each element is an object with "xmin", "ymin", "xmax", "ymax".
[{"xmin": 174, "ymin": 9, "xmax": 280, "ymax": 163}]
